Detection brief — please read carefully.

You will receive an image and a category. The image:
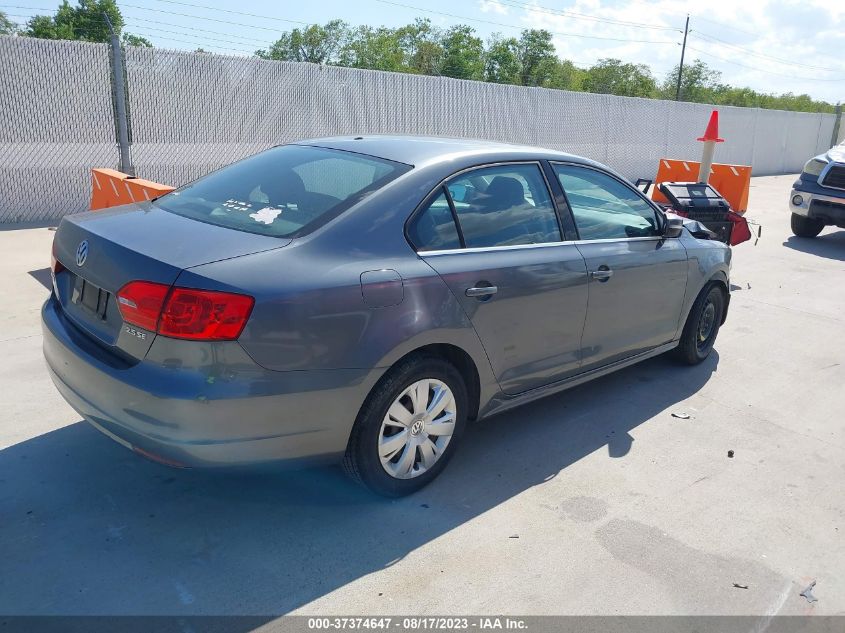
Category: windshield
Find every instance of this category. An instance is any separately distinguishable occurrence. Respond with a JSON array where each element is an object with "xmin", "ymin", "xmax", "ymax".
[{"xmin": 153, "ymin": 145, "xmax": 411, "ymax": 238}]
